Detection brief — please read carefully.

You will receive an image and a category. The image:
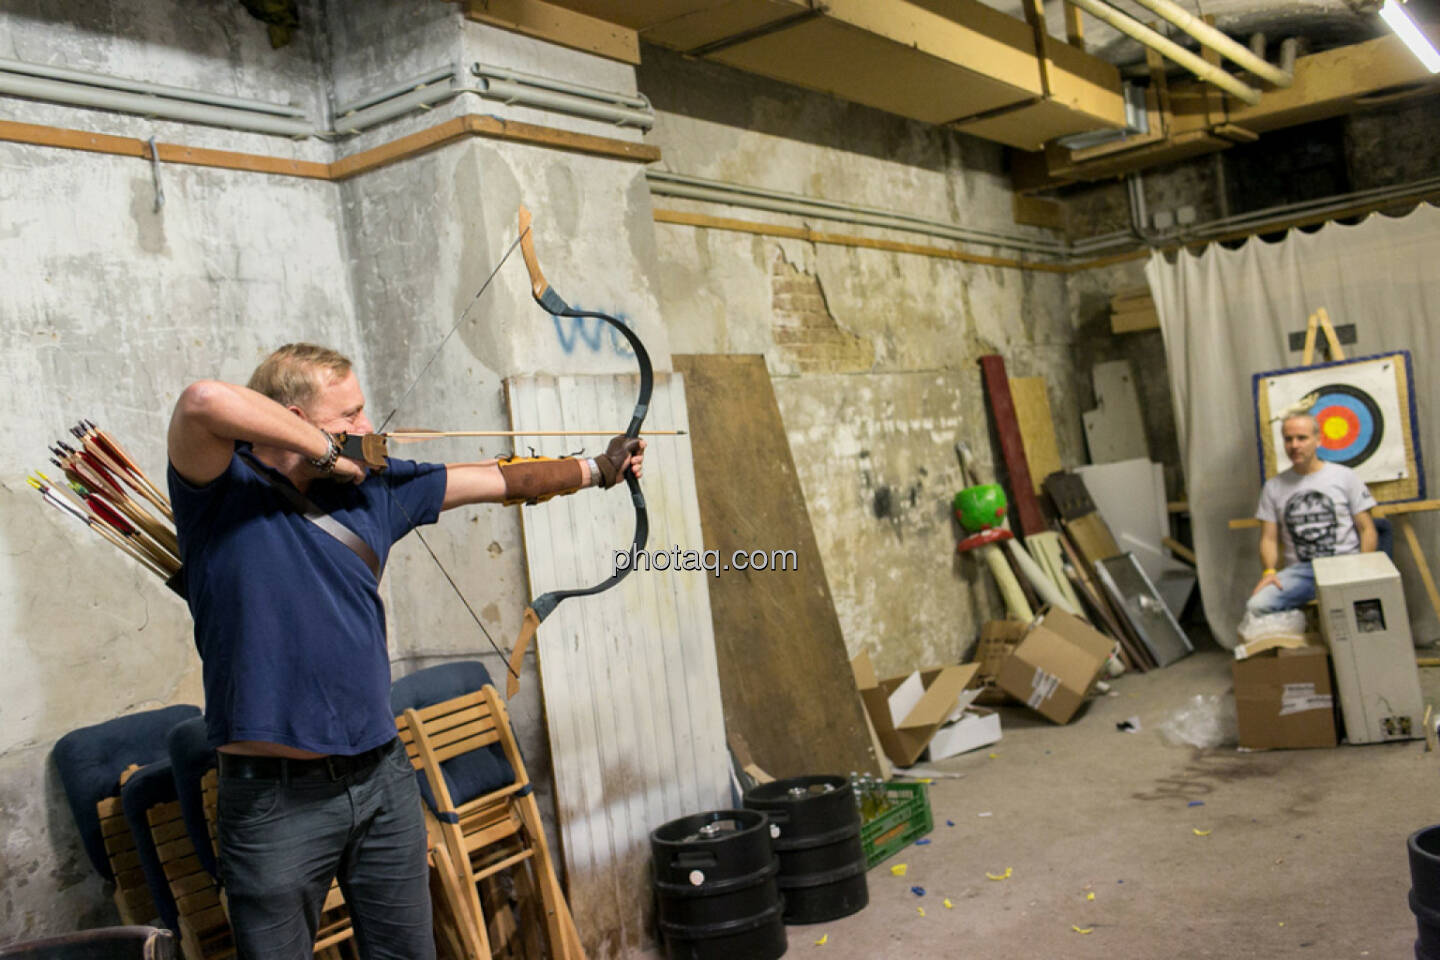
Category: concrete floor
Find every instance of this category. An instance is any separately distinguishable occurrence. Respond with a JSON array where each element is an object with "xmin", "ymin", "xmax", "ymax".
[{"xmin": 785, "ymin": 634, "xmax": 1437, "ymax": 960}]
